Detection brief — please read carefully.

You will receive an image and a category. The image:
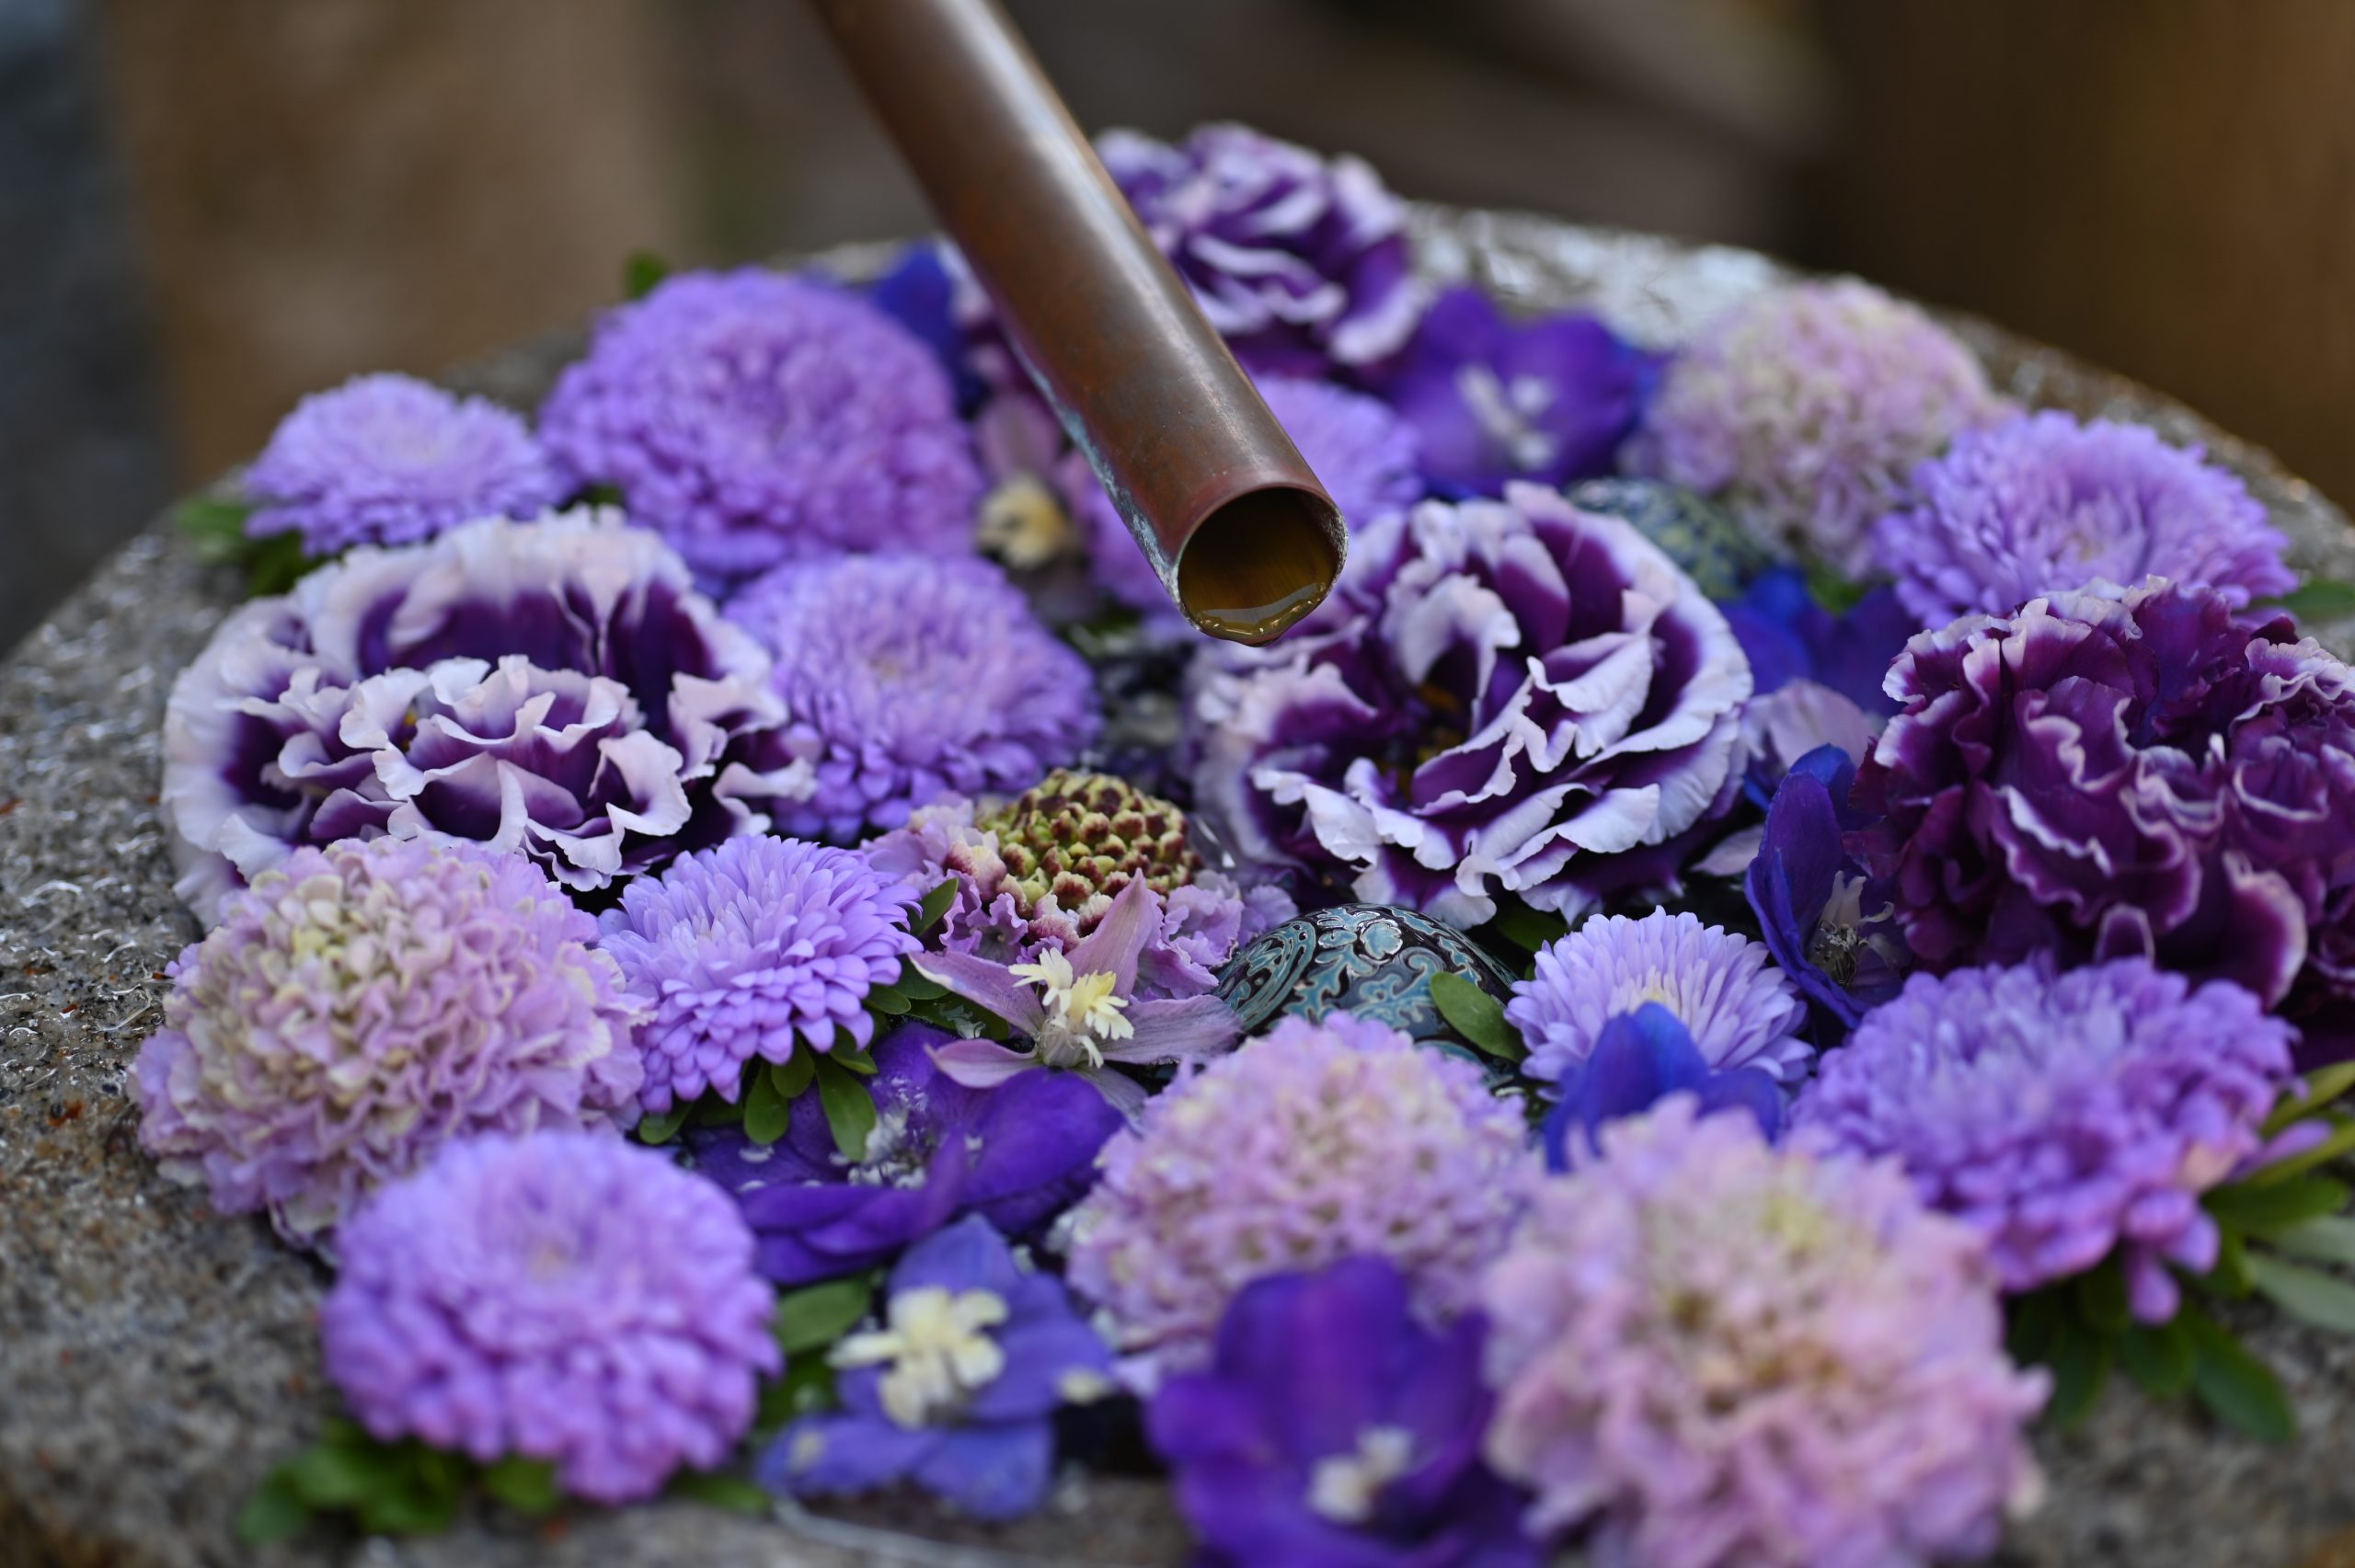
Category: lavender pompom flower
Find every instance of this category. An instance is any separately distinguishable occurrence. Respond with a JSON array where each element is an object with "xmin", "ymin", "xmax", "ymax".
[
  {"xmin": 728, "ymin": 552, "xmax": 1099, "ymax": 841},
  {"xmin": 1873, "ymin": 412, "xmax": 2294, "ymax": 625},
  {"xmin": 538, "ymin": 269, "xmax": 983, "ymax": 583},
  {"xmin": 1067, "ymin": 1013, "xmax": 1538, "ymax": 1373},
  {"xmin": 597, "ymin": 835, "xmax": 922, "ymax": 1114},
  {"xmin": 1189, "ymin": 486, "xmax": 1752, "ymax": 926},
  {"xmin": 322, "ymin": 1132, "xmax": 777, "ymax": 1504},
  {"xmin": 132, "ymin": 838, "xmax": 644, "ymax": 1246},
  {"xmin": 1792, "ymin": 958, "xmax": 2296, "ymax": 1322},
  {"xmin": 1630, "ymin": 279, "xmax": 2008, "ymax": 574},
  {"xmin": 1507, "ymin": 910, "xmax": 1810, "ymax": 1090},
  {"xmin": 1543, "ymin": 1004, "xmax": 1784, "ymax": 1166},
  {"xmin": 242, "ymin": 372, "xmax": 561, "ymax": 555},
  {"xmin": 1098, "ymin": 122, "xmax": 1423, "ymax": 374},
  {"xmin": 1481, "ymin": 1101, "xmax": 2048, "ymax": 1566}
]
